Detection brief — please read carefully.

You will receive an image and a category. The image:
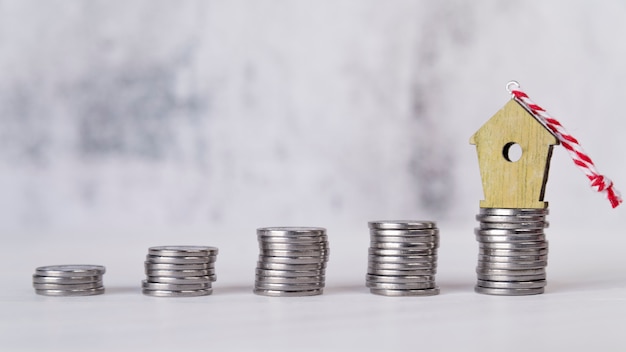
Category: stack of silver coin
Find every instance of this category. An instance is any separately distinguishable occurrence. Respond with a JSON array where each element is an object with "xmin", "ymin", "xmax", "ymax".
[
  {"xmin": 143, "ymin": 246, "xmax": 219, "ymax": 297},
  {"xmin": 254, "ymin": 227, "xmax": 329, "ymax": 297},
  {"xmin": 367, "ymin": 221, "xmax": 440, "ymax": 296},
  {"xmin": 475, "ymin": 208, "xmax": 549, "ymax": 296},
  {"xmin": 33, "ymin": 265, "xmax": 106, "ymax": 296}
]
